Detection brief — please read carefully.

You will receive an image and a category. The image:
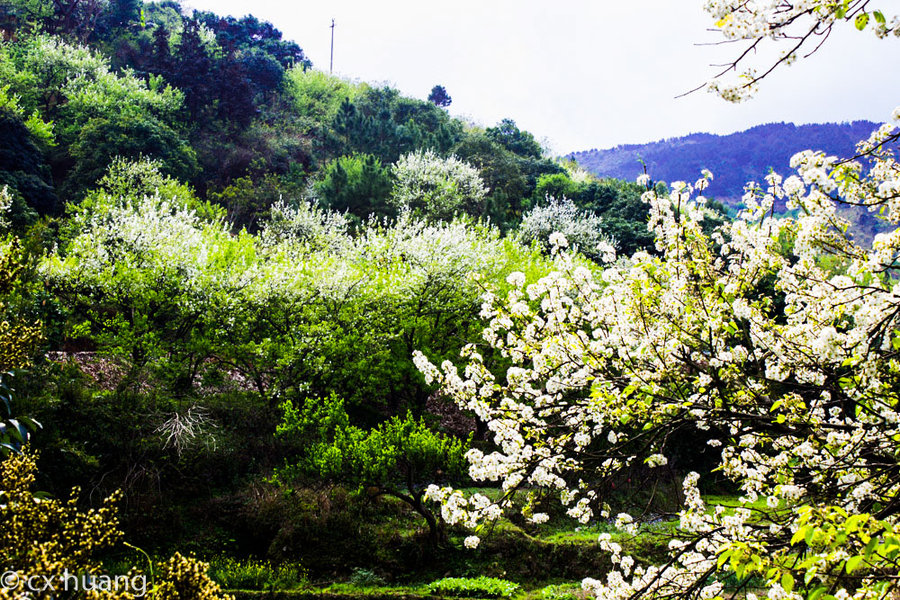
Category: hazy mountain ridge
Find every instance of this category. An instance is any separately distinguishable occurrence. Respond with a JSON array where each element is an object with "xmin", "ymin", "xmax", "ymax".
[{"xmin": 569, "ymin": 121, "xmax": 880, "ymax": 204}]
